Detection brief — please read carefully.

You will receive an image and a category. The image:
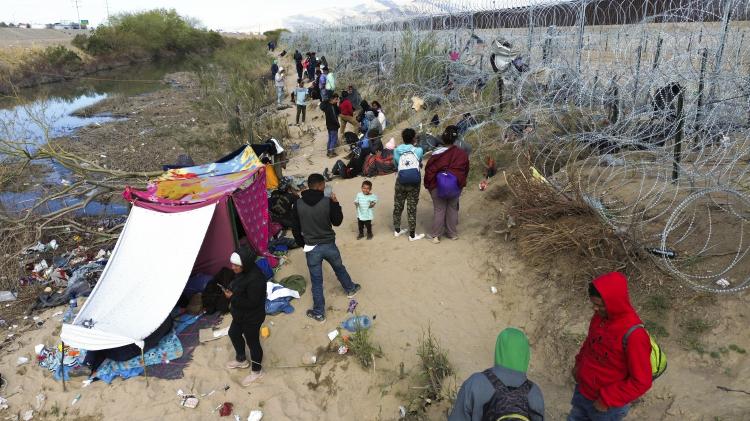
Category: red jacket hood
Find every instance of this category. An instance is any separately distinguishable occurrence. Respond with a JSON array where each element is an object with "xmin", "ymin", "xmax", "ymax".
[{"xmin": 593, "ymin": 272, "xmax": 636, "ymax": 320}]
